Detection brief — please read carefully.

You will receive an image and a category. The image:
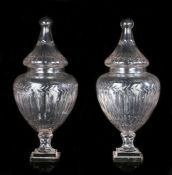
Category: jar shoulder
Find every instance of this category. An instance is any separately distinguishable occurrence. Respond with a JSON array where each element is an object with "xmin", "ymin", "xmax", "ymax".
[
  {"xmin": 13, "ymin": 72, "xmax": 78, "ymax": 91},
  {"xmin": 14, "ymin": 72, "xmax": 77, "ymax": 84},
  {"xmin": 97, "ymin": 72, "xmax": 160, "ymax": 86}
]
